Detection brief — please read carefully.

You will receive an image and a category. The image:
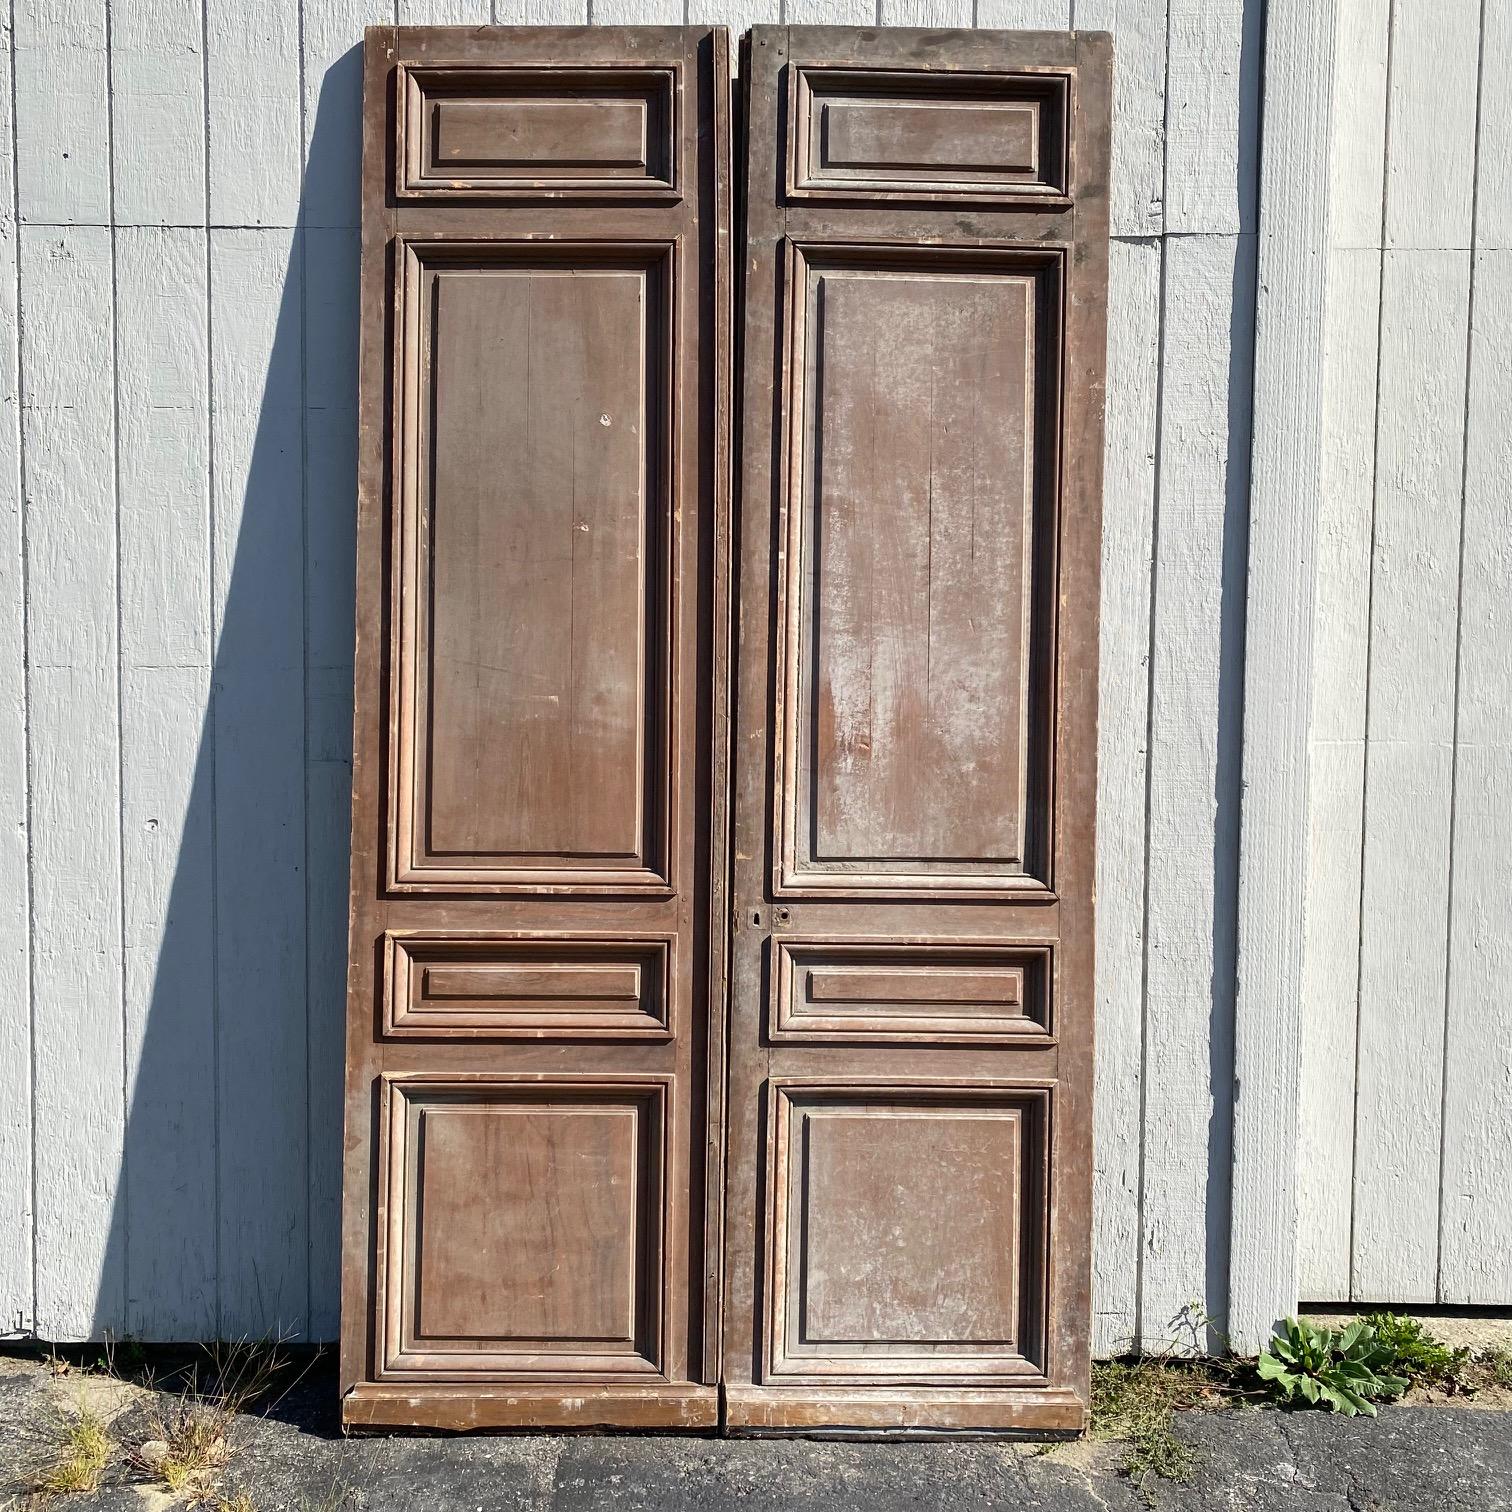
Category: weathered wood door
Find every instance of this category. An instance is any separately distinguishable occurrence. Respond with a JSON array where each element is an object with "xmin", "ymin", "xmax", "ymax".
[
  {"xmin": 340, "ymin": 25, "xmax": 731, "ymax": 1431},
  {"xmin": 722, "ymin": 26, "xmax": 1110, "ymax": 1433}
]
